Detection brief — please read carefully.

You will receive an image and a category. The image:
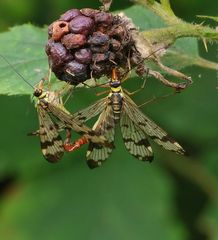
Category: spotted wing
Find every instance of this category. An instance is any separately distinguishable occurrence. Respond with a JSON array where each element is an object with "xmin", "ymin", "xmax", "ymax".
[
  {"xmin": 123, "ymin": 94, "xmax": 185, "ymax": 154},
  {"xmin": 46, "ymin": 100, "xmax": 108, "ymax": 146},
  {"xmin": 73, "ymin": 97, "xmax": 108, "ymax": 122},
  {"xmin": 120, "ymin": 111, "xmax": 153, "ymax": 162},
  {"xmin": 86, "ymin": 104, "xmax": 115, "ymax": 169},
  {"xmin": 37, "ymin": 105, "xmax": 64, "ymax": 163}
]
